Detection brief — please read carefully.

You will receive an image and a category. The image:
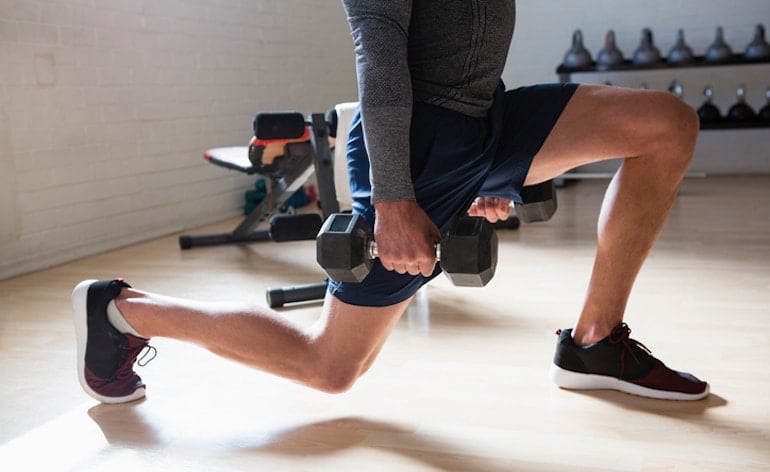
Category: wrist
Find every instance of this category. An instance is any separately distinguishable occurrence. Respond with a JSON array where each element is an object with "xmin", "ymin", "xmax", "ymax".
[
  {"xmin": 374, "ymin": 199, "xmax": 418, "ymax": 218},
  {"xmin": 371, "ymin": 183, "xmax": 416, "ymax": 206}
]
